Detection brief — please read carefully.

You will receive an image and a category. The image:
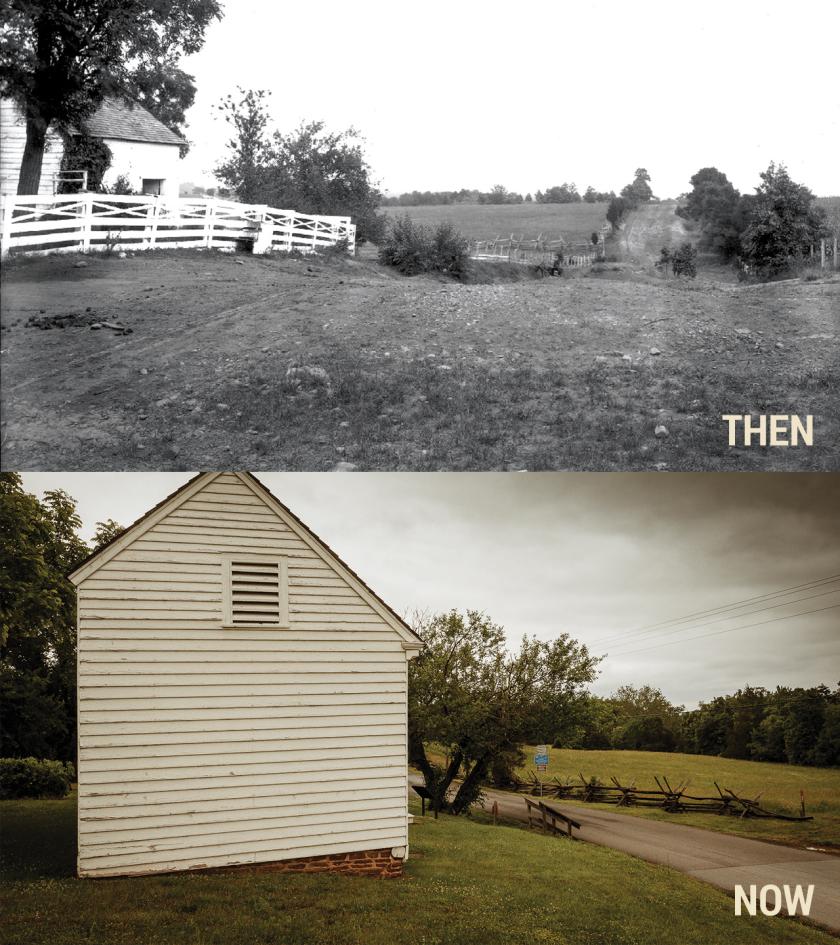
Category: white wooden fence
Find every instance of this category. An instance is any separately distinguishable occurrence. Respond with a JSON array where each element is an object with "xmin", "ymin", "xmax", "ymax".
[{"xmin": 0, "ymin": 194, "xmax": 356, "ymax": 258}]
